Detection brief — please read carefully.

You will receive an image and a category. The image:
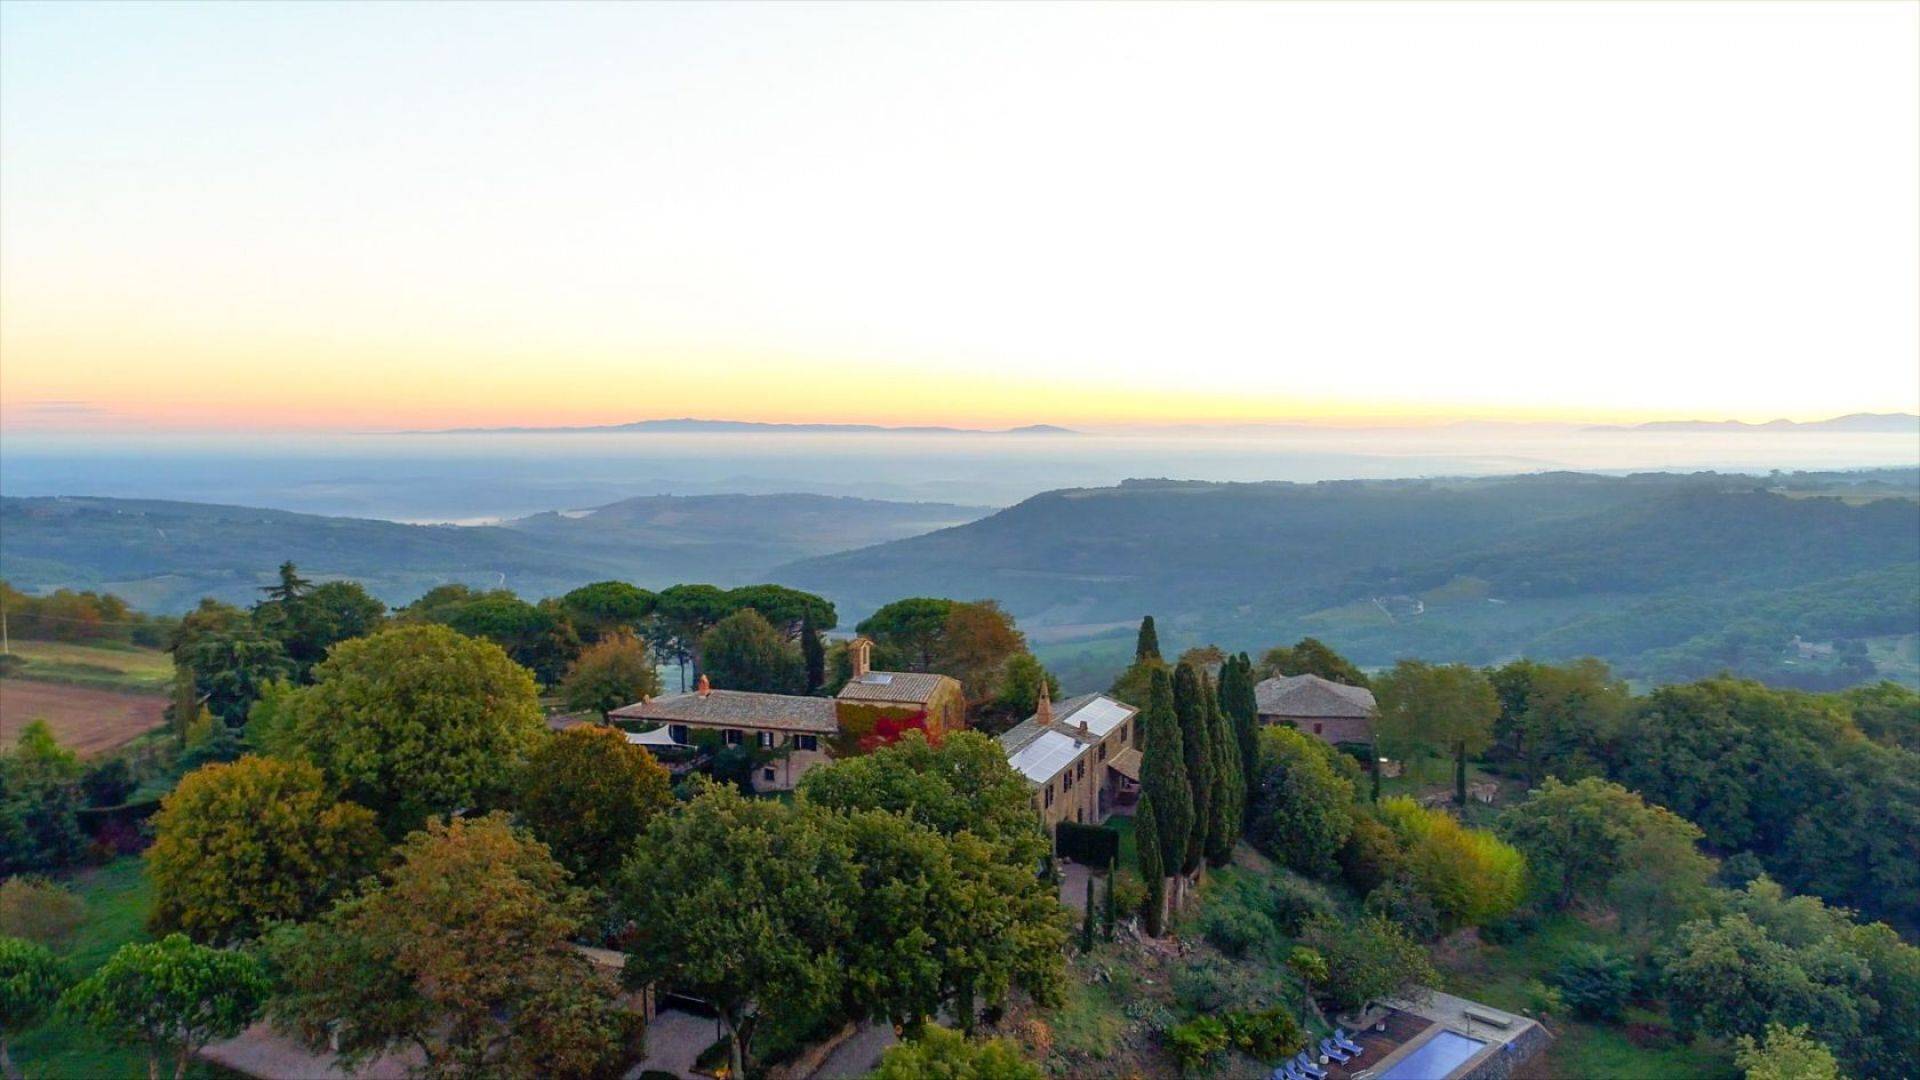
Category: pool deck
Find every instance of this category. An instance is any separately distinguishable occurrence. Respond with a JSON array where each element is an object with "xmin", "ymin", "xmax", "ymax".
[{"xmin": 1333, "ymin": 991, "xmax": 1549, "ymax": 1080}]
